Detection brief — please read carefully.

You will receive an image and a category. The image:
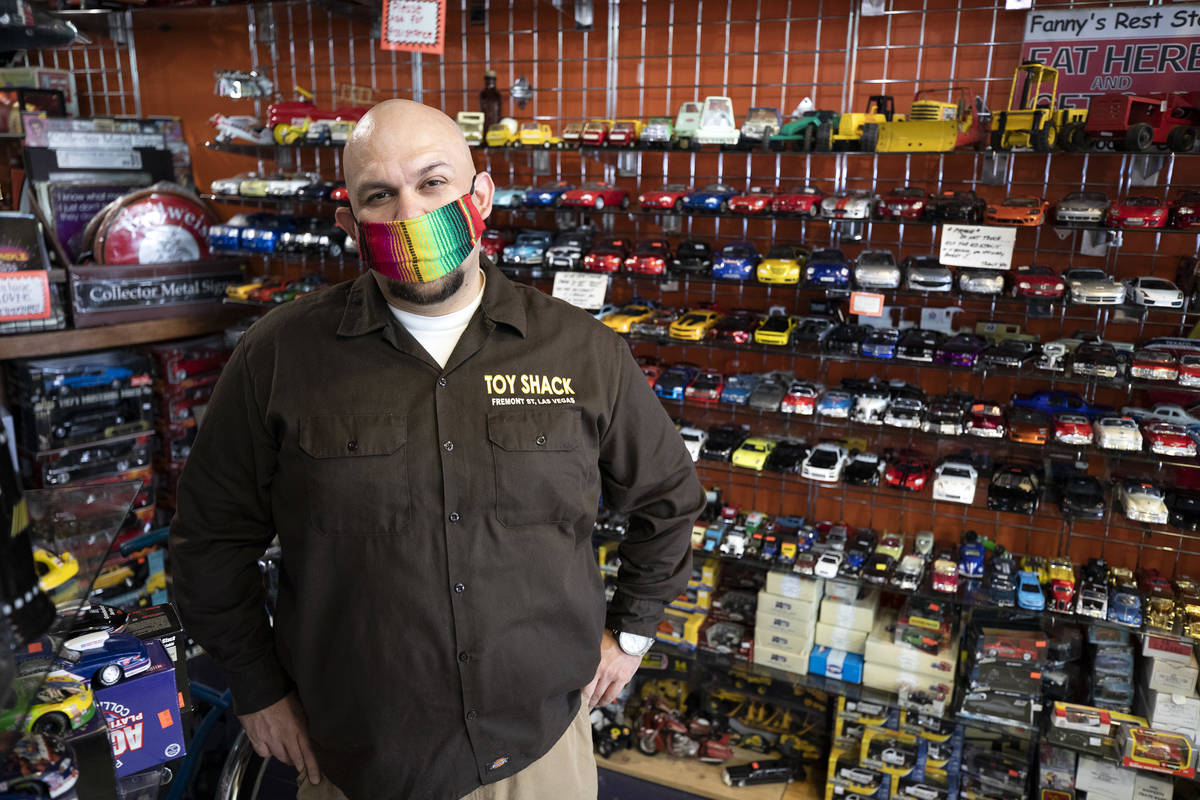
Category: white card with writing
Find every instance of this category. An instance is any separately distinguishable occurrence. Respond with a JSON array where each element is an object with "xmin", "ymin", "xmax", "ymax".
[{"xmin": 939, "ymin": 224, "xmax": 1016, "ymax": 270}]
